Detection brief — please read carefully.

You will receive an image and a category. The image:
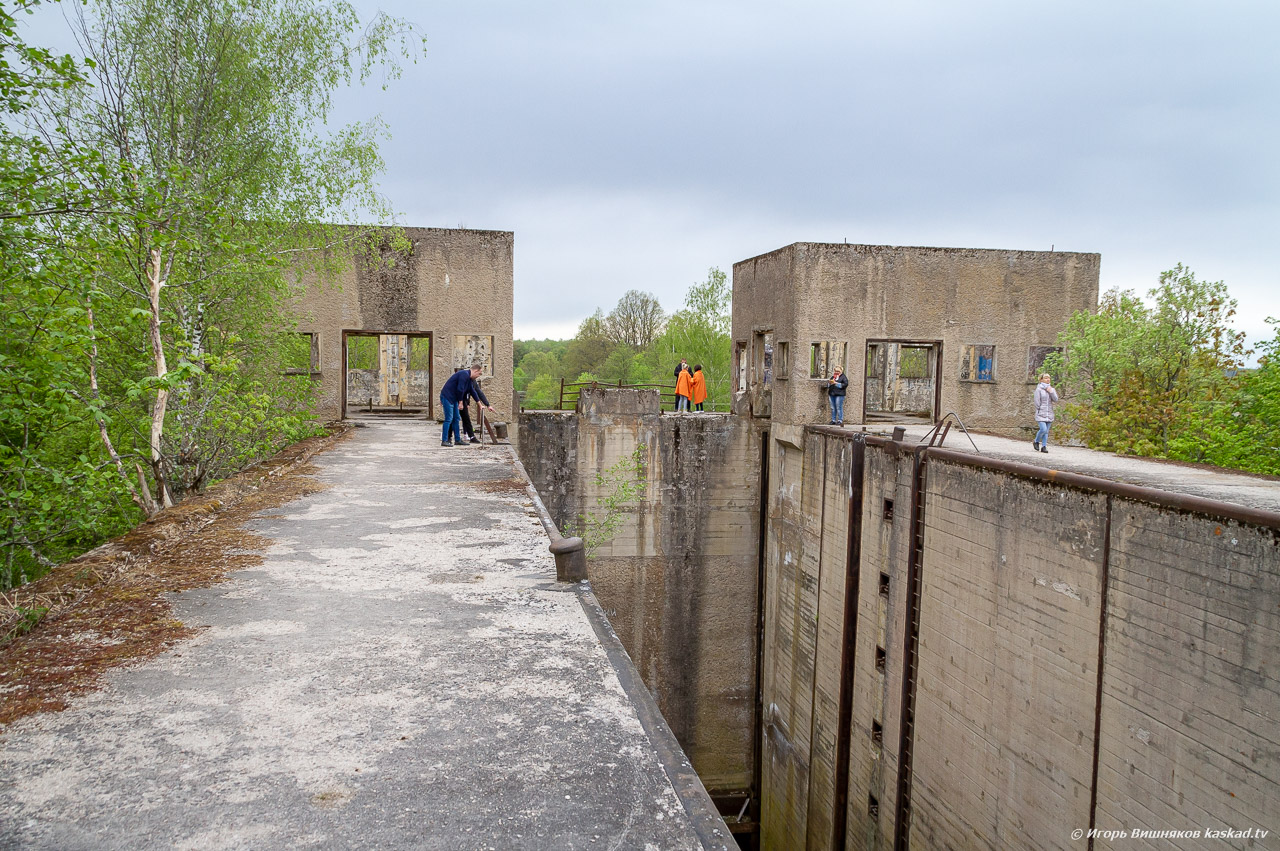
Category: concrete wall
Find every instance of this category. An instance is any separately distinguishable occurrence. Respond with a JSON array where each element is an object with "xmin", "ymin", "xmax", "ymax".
[
  {"xmin": 519, "ymin": 390, "xmax": 763, "ymax": 796},
  {"xmin": 732, "ymin": 243, "xmax": 1100, "ymax": 434},
  {"xmin": 289, "ymin": 226, "xmax": 514, "ymax": 422},
  {"xmin": 759, "ymin": 427, "xmax": 1280, "ymax": 850}
]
